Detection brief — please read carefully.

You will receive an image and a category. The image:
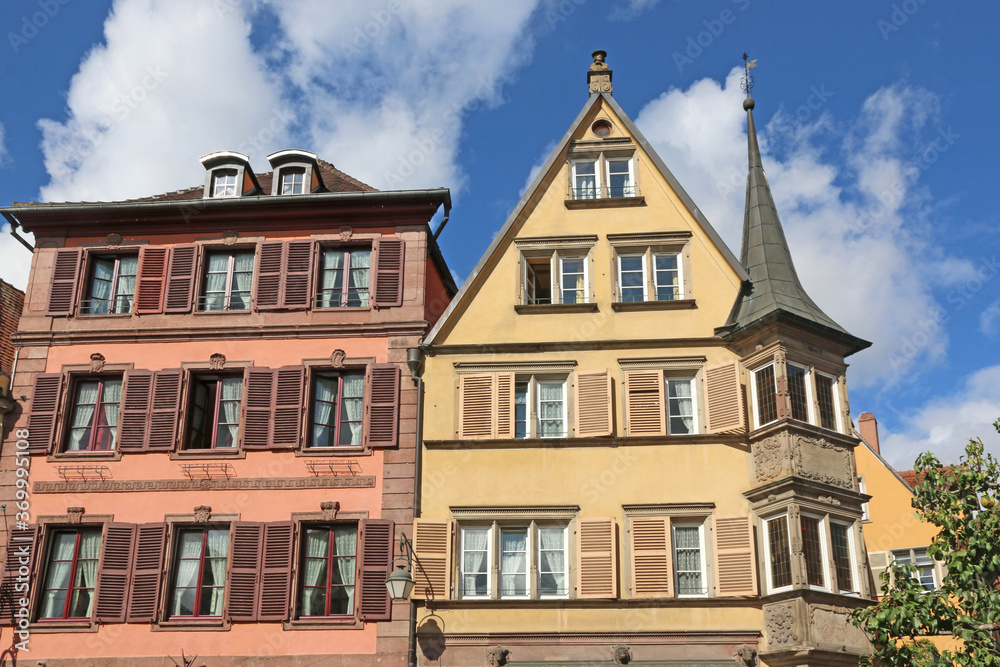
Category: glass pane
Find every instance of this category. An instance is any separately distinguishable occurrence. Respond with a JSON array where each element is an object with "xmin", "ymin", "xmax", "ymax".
[
  {"xmin": 830, "ymin": 523, "xmax": 854, "ymax": 592},
  {"xmin": 654, "ymin": 253, "xmax": 679, "ymax": 301},
  {"xmin": 673, "ymin": 525, "xmax": 703, "ymax": 595},
  {"xmin": 514, "ymin": 382, "xmax": 529, "ymax": 439},
  {"xmin": 787, "ymin": 364, "xmax": 810, "ymax": 422},
  {"xmin": 767, "ymin": 517, "xmax": 792, "ymax": 589},
  {"xmin": 816, "ymin": 374, "xmax": 838, "ymax": 430},
  {"xmin": 800, "ymin": 516, "xmax": 825, "ymax": 588},
  {"xmin": 607, "ymin": 160, "xmax": 632, "ymax": 197},
  {"xmin": 755, "ymin": 365, "xmax": 778, "ymax": 426}
]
